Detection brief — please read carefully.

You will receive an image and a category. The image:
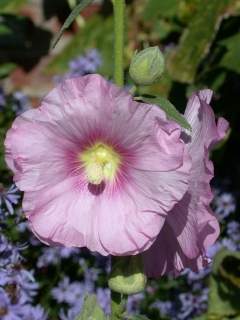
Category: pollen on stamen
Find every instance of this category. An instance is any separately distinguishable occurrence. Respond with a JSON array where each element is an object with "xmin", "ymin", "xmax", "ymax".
[{"xmin": 80, "ymin": 142, "xmax": 121, "ymax": 185}]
